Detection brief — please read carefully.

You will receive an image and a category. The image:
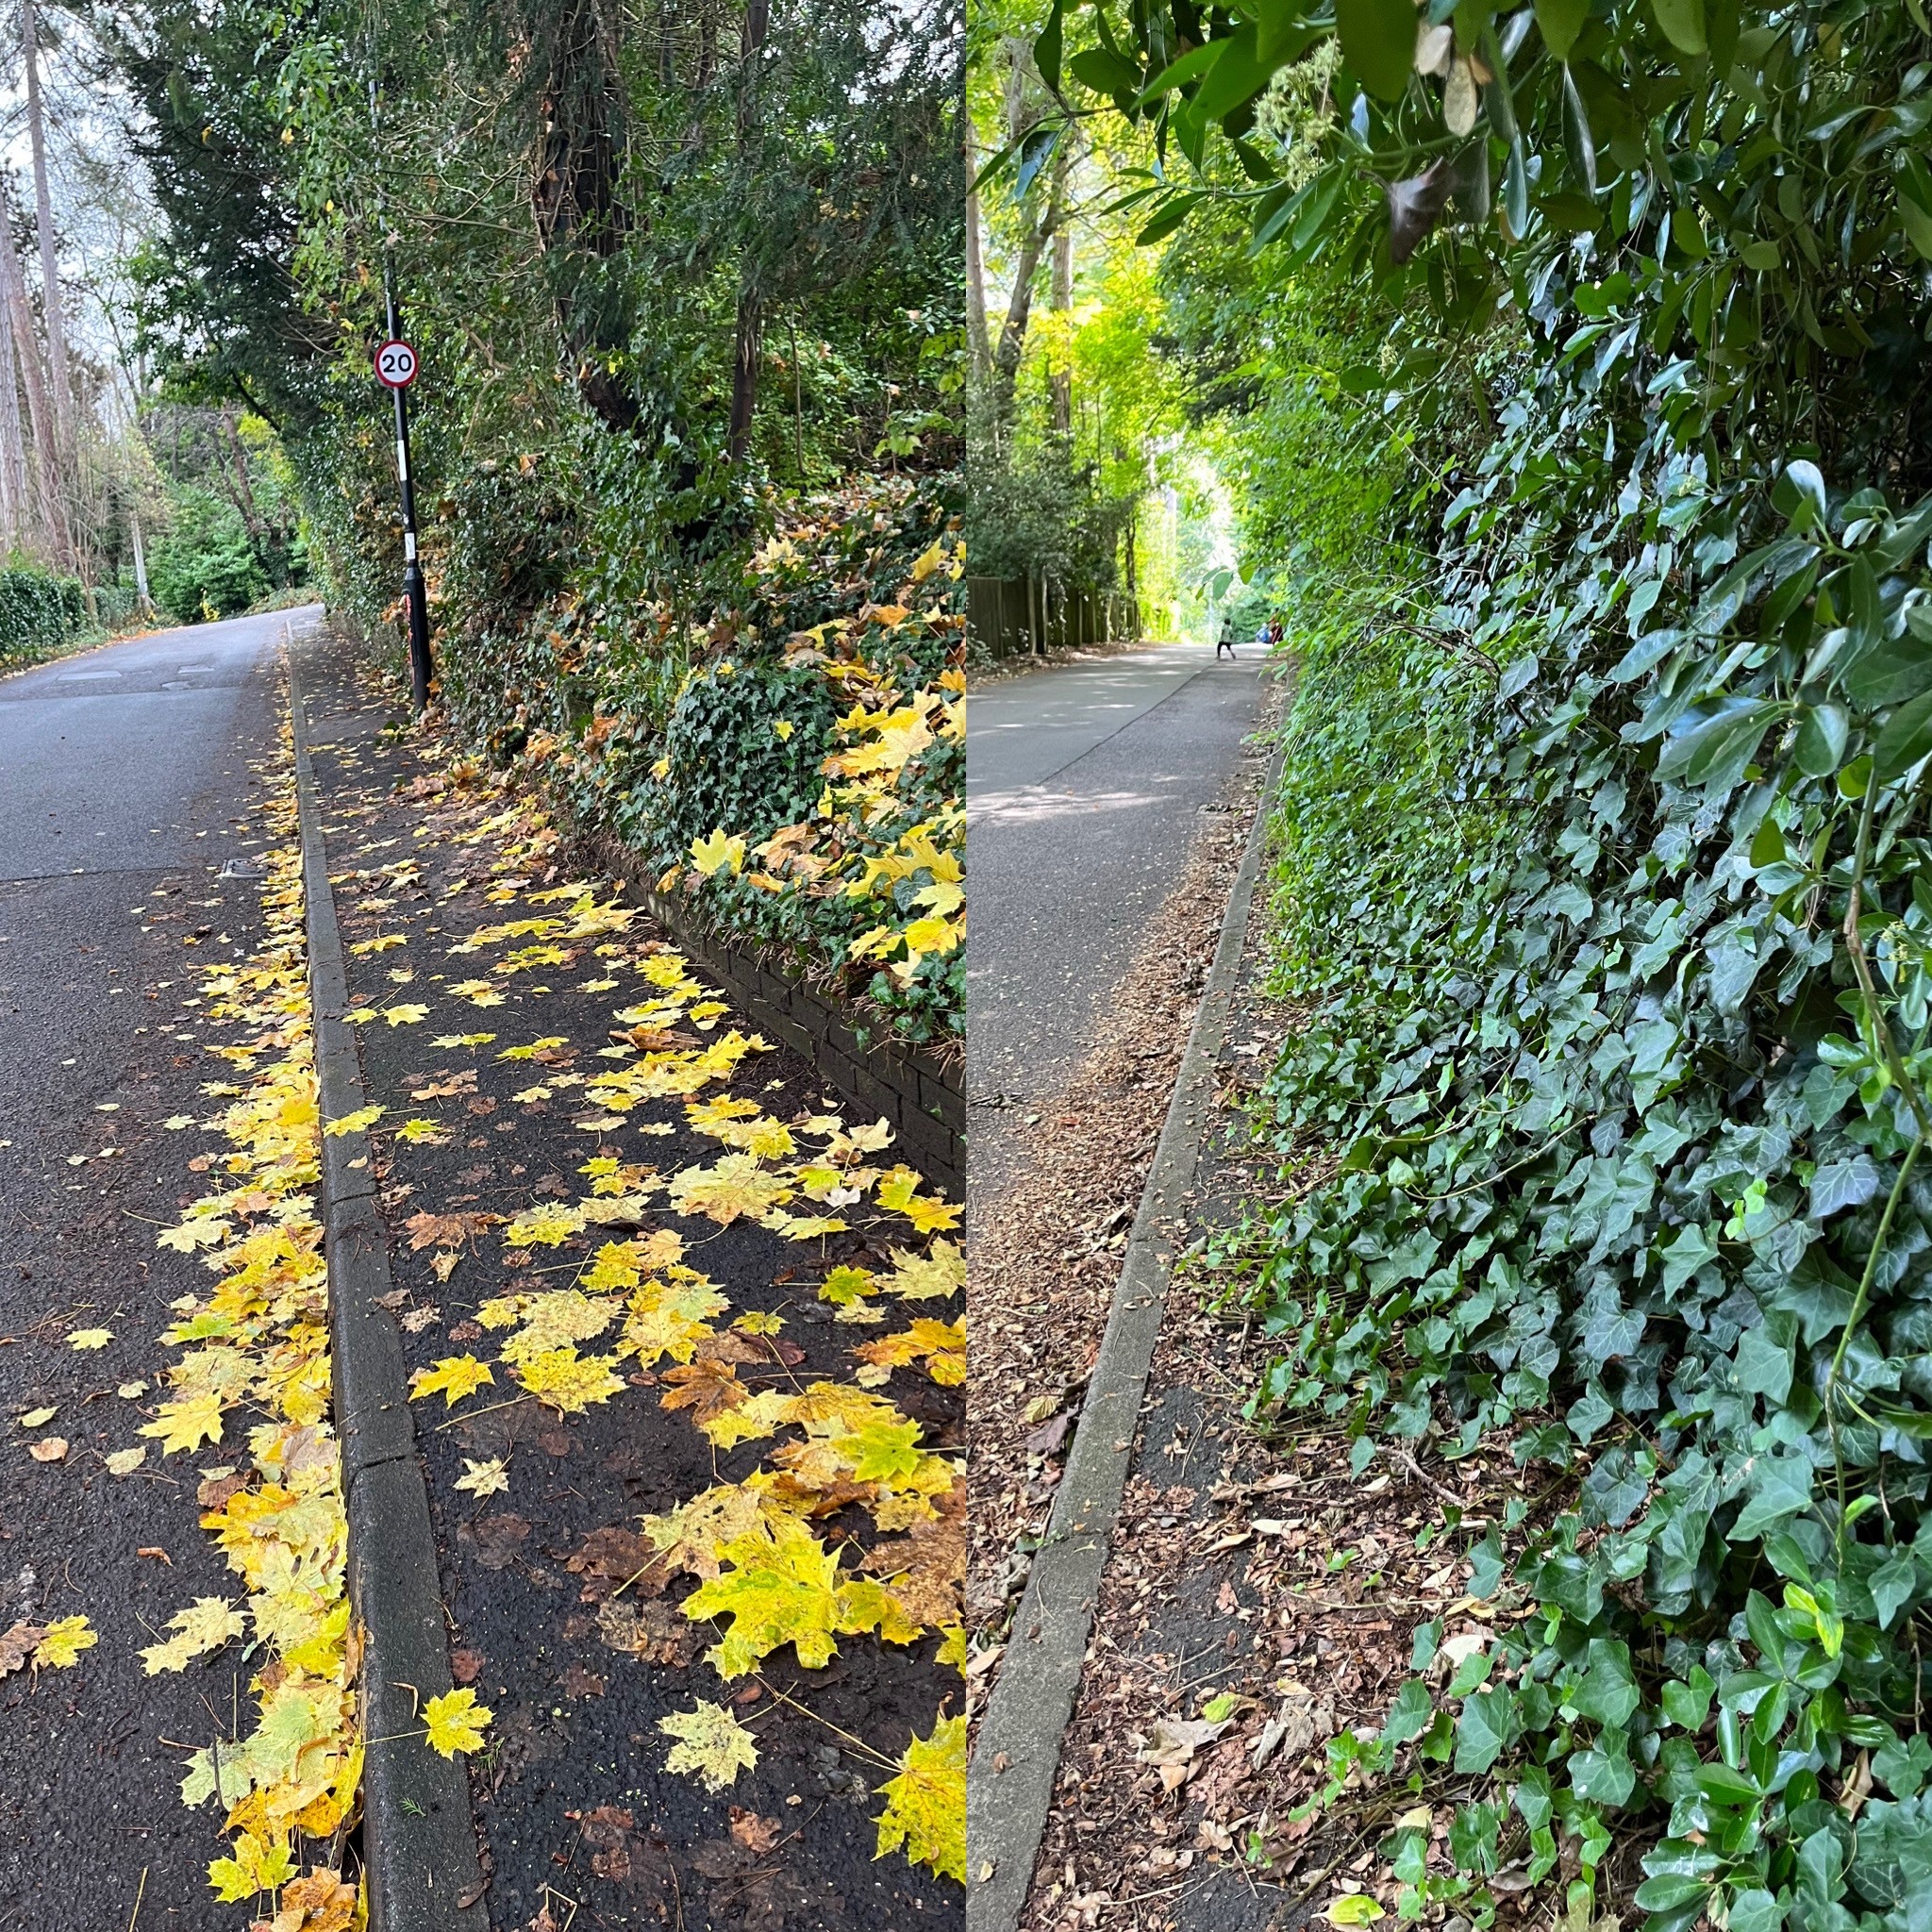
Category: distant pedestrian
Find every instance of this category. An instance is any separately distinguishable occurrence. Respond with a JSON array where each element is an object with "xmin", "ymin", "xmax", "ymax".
[
  {"xmin": 1216, "ymin": 613, "xmax": 1237, "ymax": 659},
  {"xmin": 1267, "ymin": 616, "xmax": 1284, "ymax": 646}
]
